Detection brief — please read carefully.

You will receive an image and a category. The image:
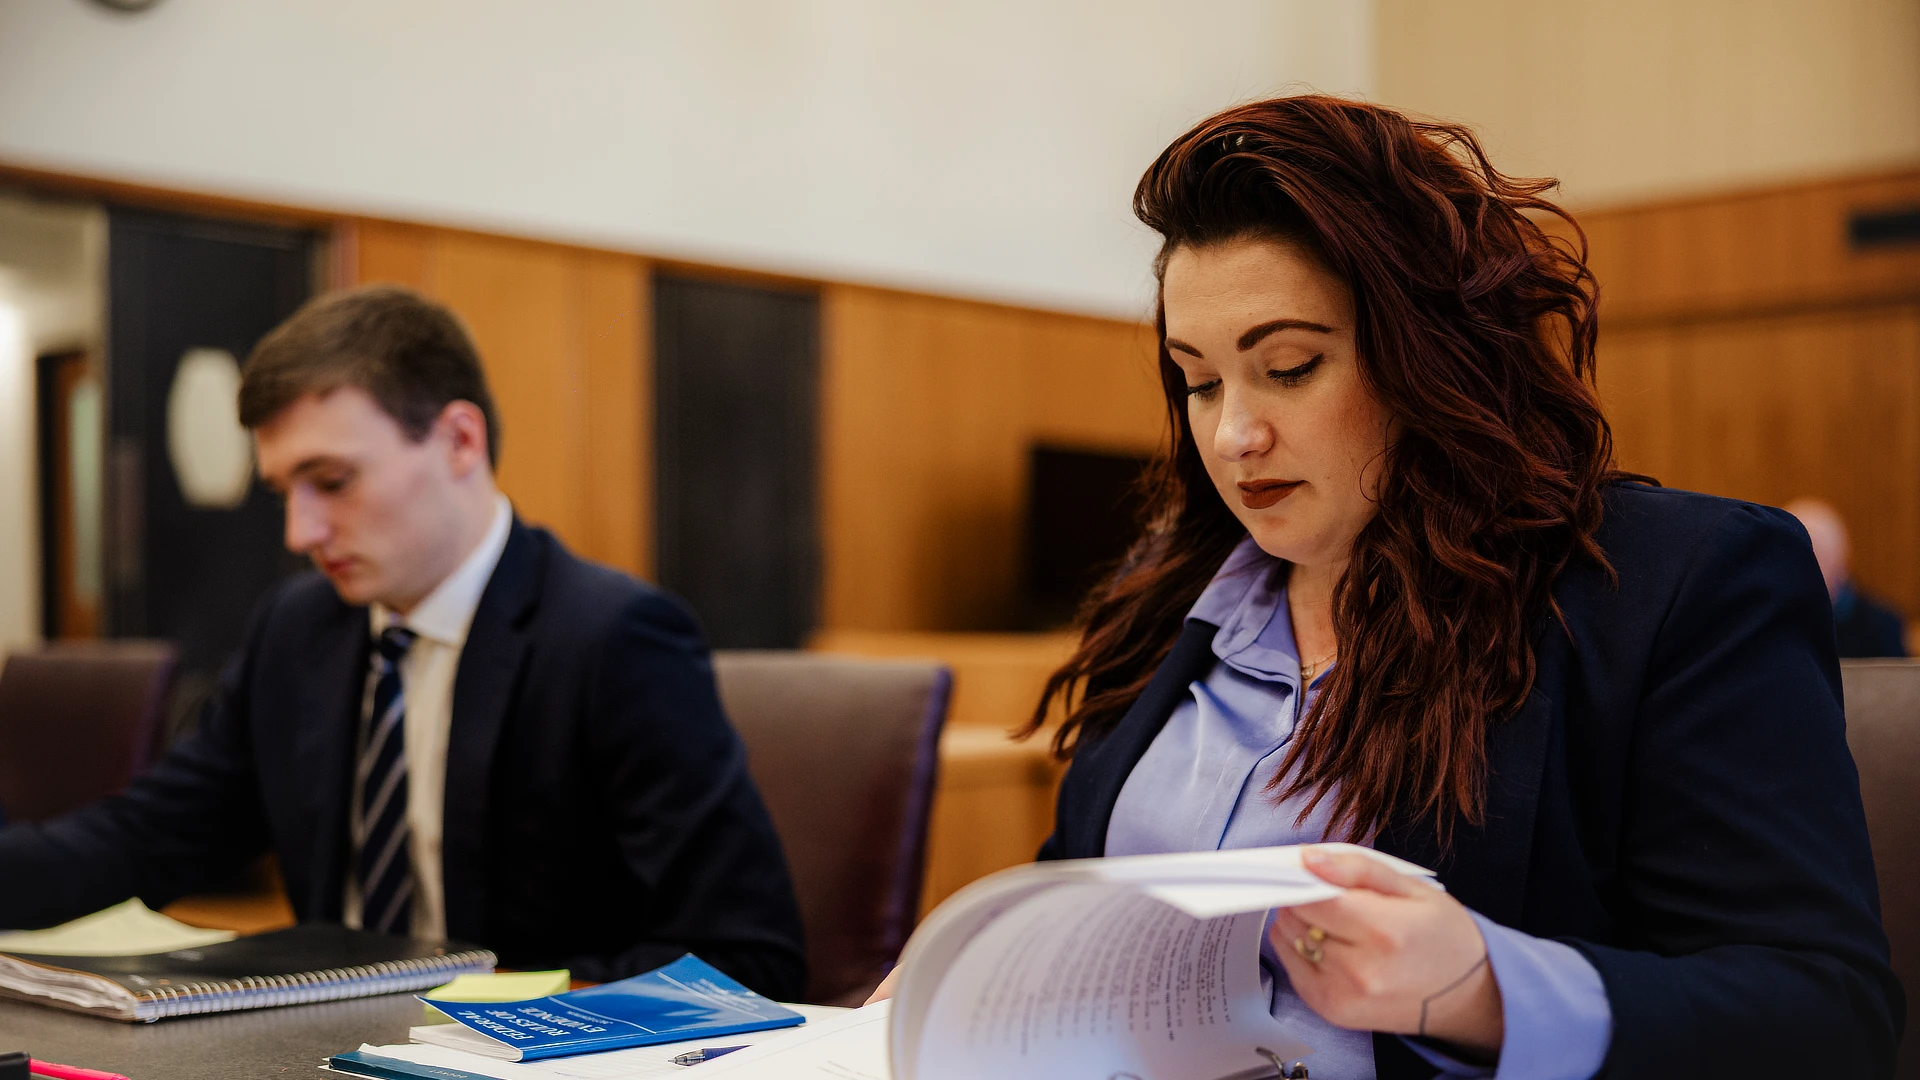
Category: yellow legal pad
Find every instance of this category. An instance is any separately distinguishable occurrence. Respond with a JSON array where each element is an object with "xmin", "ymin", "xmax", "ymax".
[
  {"xmin": 421, "ymin": 969, "xmax": 571, "ymax": 1022},
  {"xmin": 0, "ymin": 898, "xmax": 237, "ymax": 957}
]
